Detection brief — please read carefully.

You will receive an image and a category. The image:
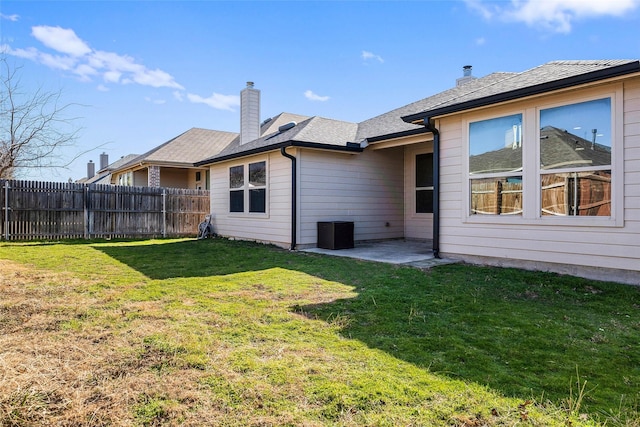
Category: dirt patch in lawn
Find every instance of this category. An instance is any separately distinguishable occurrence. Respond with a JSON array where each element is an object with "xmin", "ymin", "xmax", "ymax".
[{"xmin": 0, "ymin": 260, "xmax": 229, "ymax": 426}]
